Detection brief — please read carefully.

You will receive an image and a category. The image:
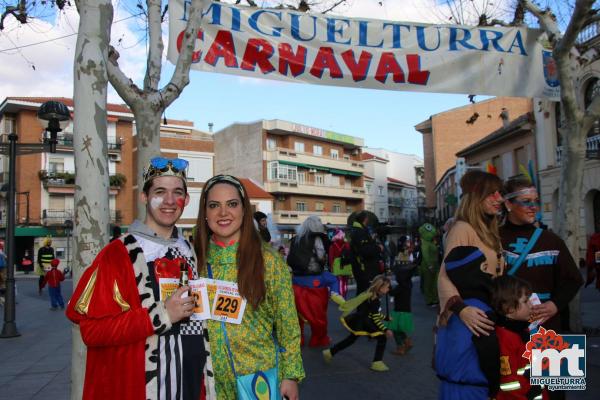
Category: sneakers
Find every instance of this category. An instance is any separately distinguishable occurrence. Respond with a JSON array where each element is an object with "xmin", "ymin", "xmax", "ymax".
[
  {"xmin": 404, "ymin": 337, "xmax": 414, "ymax": 349},
  {"xmin": 370, "ymin": 361, "xmax": 390, "ymax": 372},
  {"xmin": 322, "ymin": 349, "xmax": 333, "ymax": 364}
]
